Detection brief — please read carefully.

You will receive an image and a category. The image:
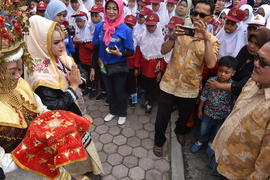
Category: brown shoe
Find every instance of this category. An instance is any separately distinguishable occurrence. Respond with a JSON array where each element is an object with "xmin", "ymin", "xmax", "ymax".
[
  {"xmin": 176, "ymin": 134, "xmax": 185, "ymax": 145},
  {"xmin": 153, "ymin": 145, "xmax": 163, "ymax": 157}
]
